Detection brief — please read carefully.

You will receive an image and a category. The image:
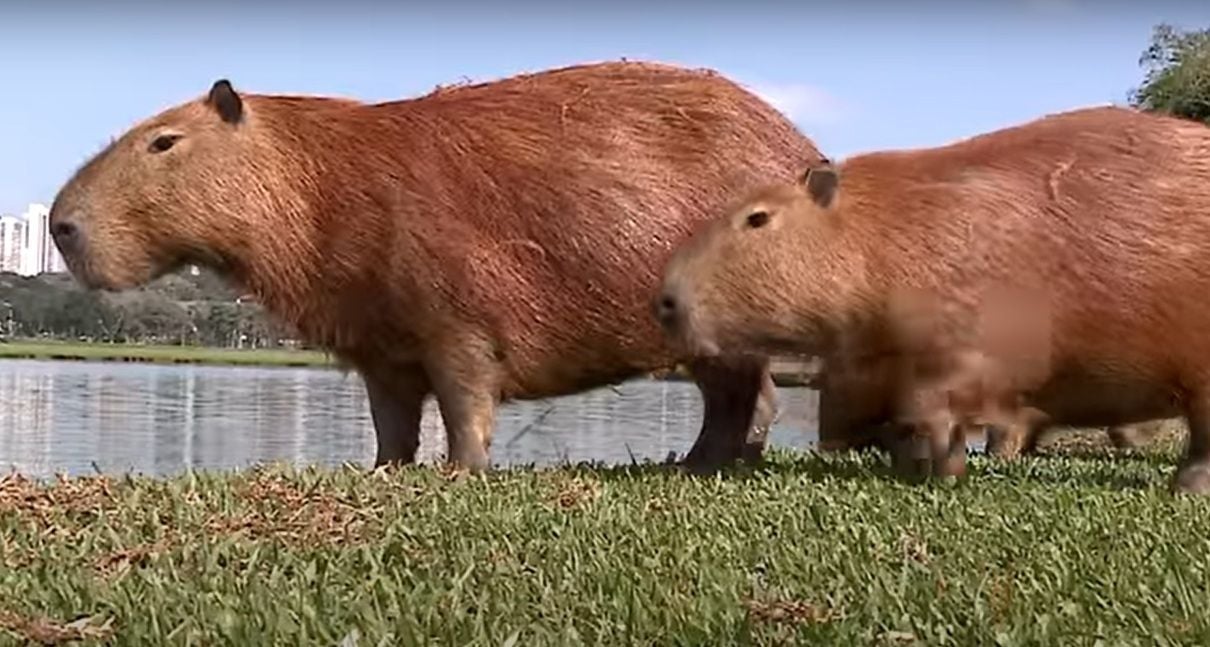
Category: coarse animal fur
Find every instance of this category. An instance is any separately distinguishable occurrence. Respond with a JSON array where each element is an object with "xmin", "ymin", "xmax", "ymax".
[
  {"xmin": 656, "ymin": 105, "xmax": 1210, "ymax": 492},
  {"xmin": 48, "ymin": 61, "xmax": 826, "ymax": 472}
]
